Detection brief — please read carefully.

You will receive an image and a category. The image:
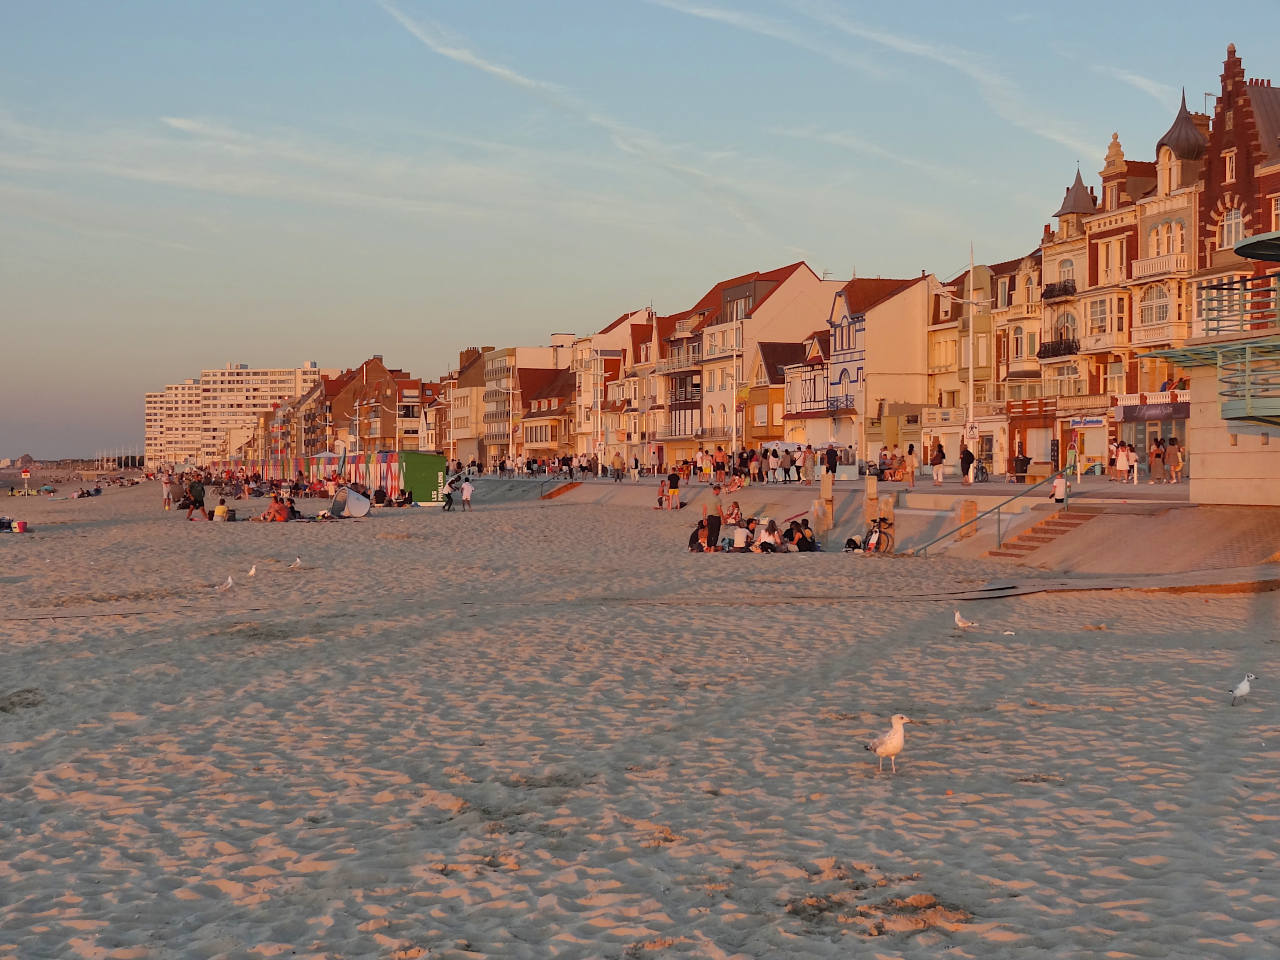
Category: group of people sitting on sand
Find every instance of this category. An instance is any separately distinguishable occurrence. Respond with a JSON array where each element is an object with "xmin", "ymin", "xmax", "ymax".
[{"xmin": 688, "ymin": 510, "xmax": 820, "ymax": 553}]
